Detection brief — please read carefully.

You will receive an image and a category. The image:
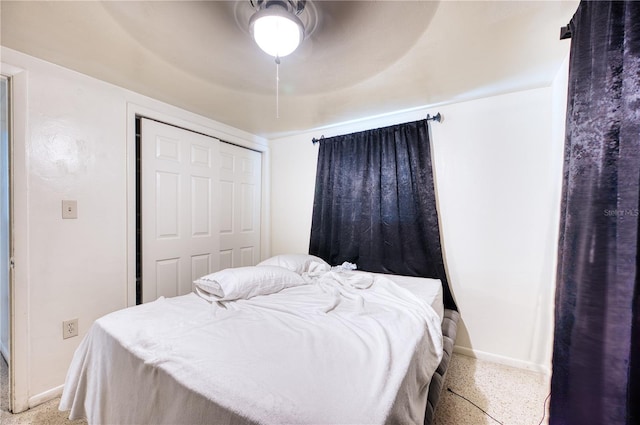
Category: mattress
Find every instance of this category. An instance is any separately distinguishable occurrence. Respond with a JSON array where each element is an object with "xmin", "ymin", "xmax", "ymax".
[
  {"xmin": 60, "ymin": 269, "xmax": 444, "ymax": 425},
  {"xmin": 360, "ymin": 271, "xmax": 444, "ymax": 322}
]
